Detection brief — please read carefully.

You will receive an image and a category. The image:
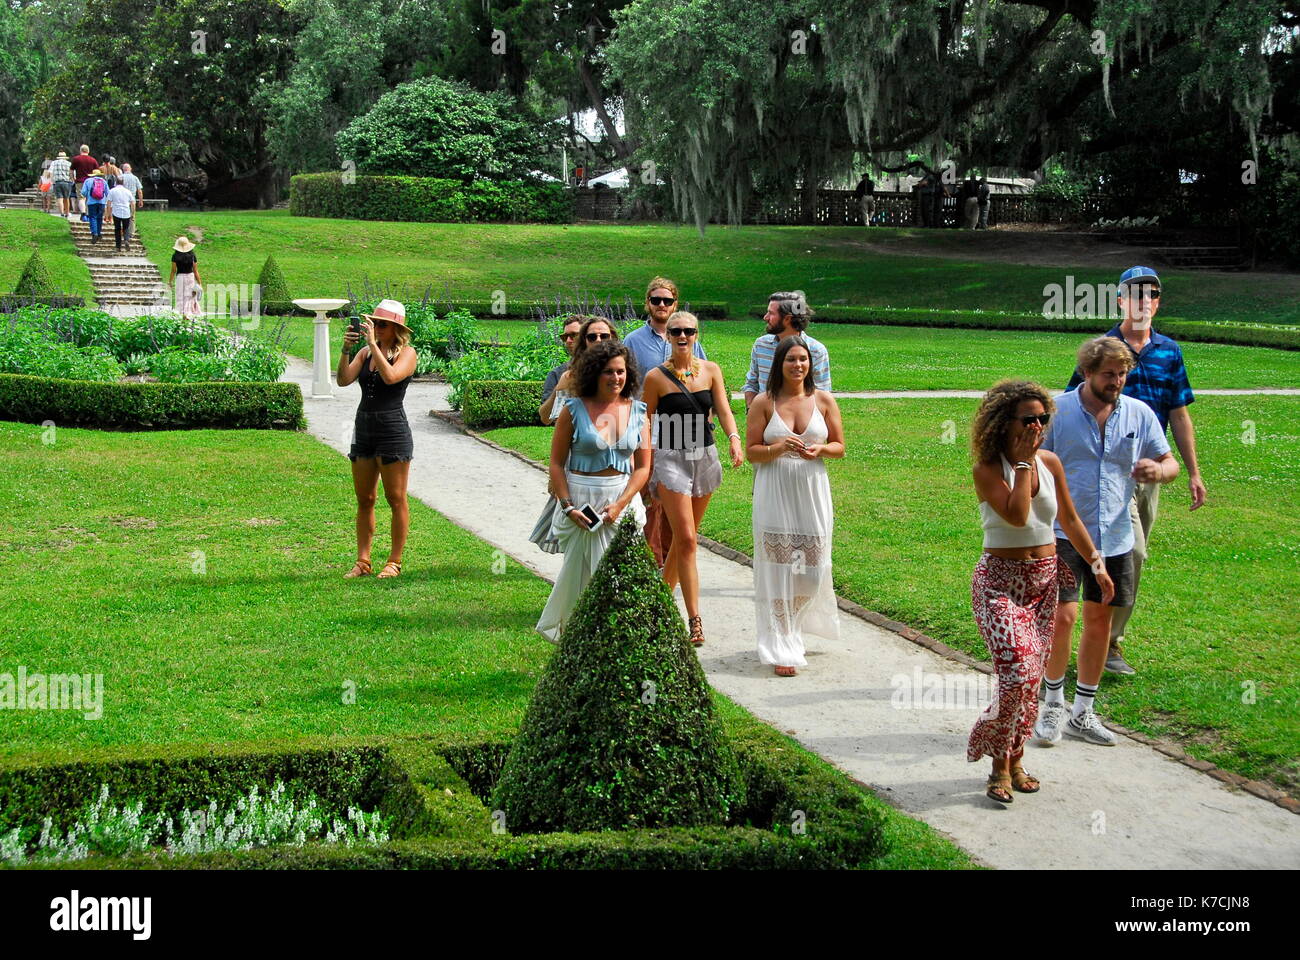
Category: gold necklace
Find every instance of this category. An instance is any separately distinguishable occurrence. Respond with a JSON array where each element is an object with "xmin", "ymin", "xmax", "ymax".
[{"xmin": 668, "ymin": 358, "xmax": 699, "ymax": 379}]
